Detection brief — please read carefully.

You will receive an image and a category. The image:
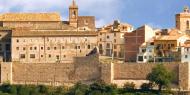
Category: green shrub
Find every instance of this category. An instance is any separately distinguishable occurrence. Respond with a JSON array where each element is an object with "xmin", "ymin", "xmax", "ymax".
[
  {"xmin": 123, "ymin": 82, "xmax": 136, "ymax": 92},
  {"xmin": 140, "ymin": 83, "xmax": 153, "ymax": 91},
  {"xmin": 37, "ymin": 85, "xmax": 49, "ymax": 94}
]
